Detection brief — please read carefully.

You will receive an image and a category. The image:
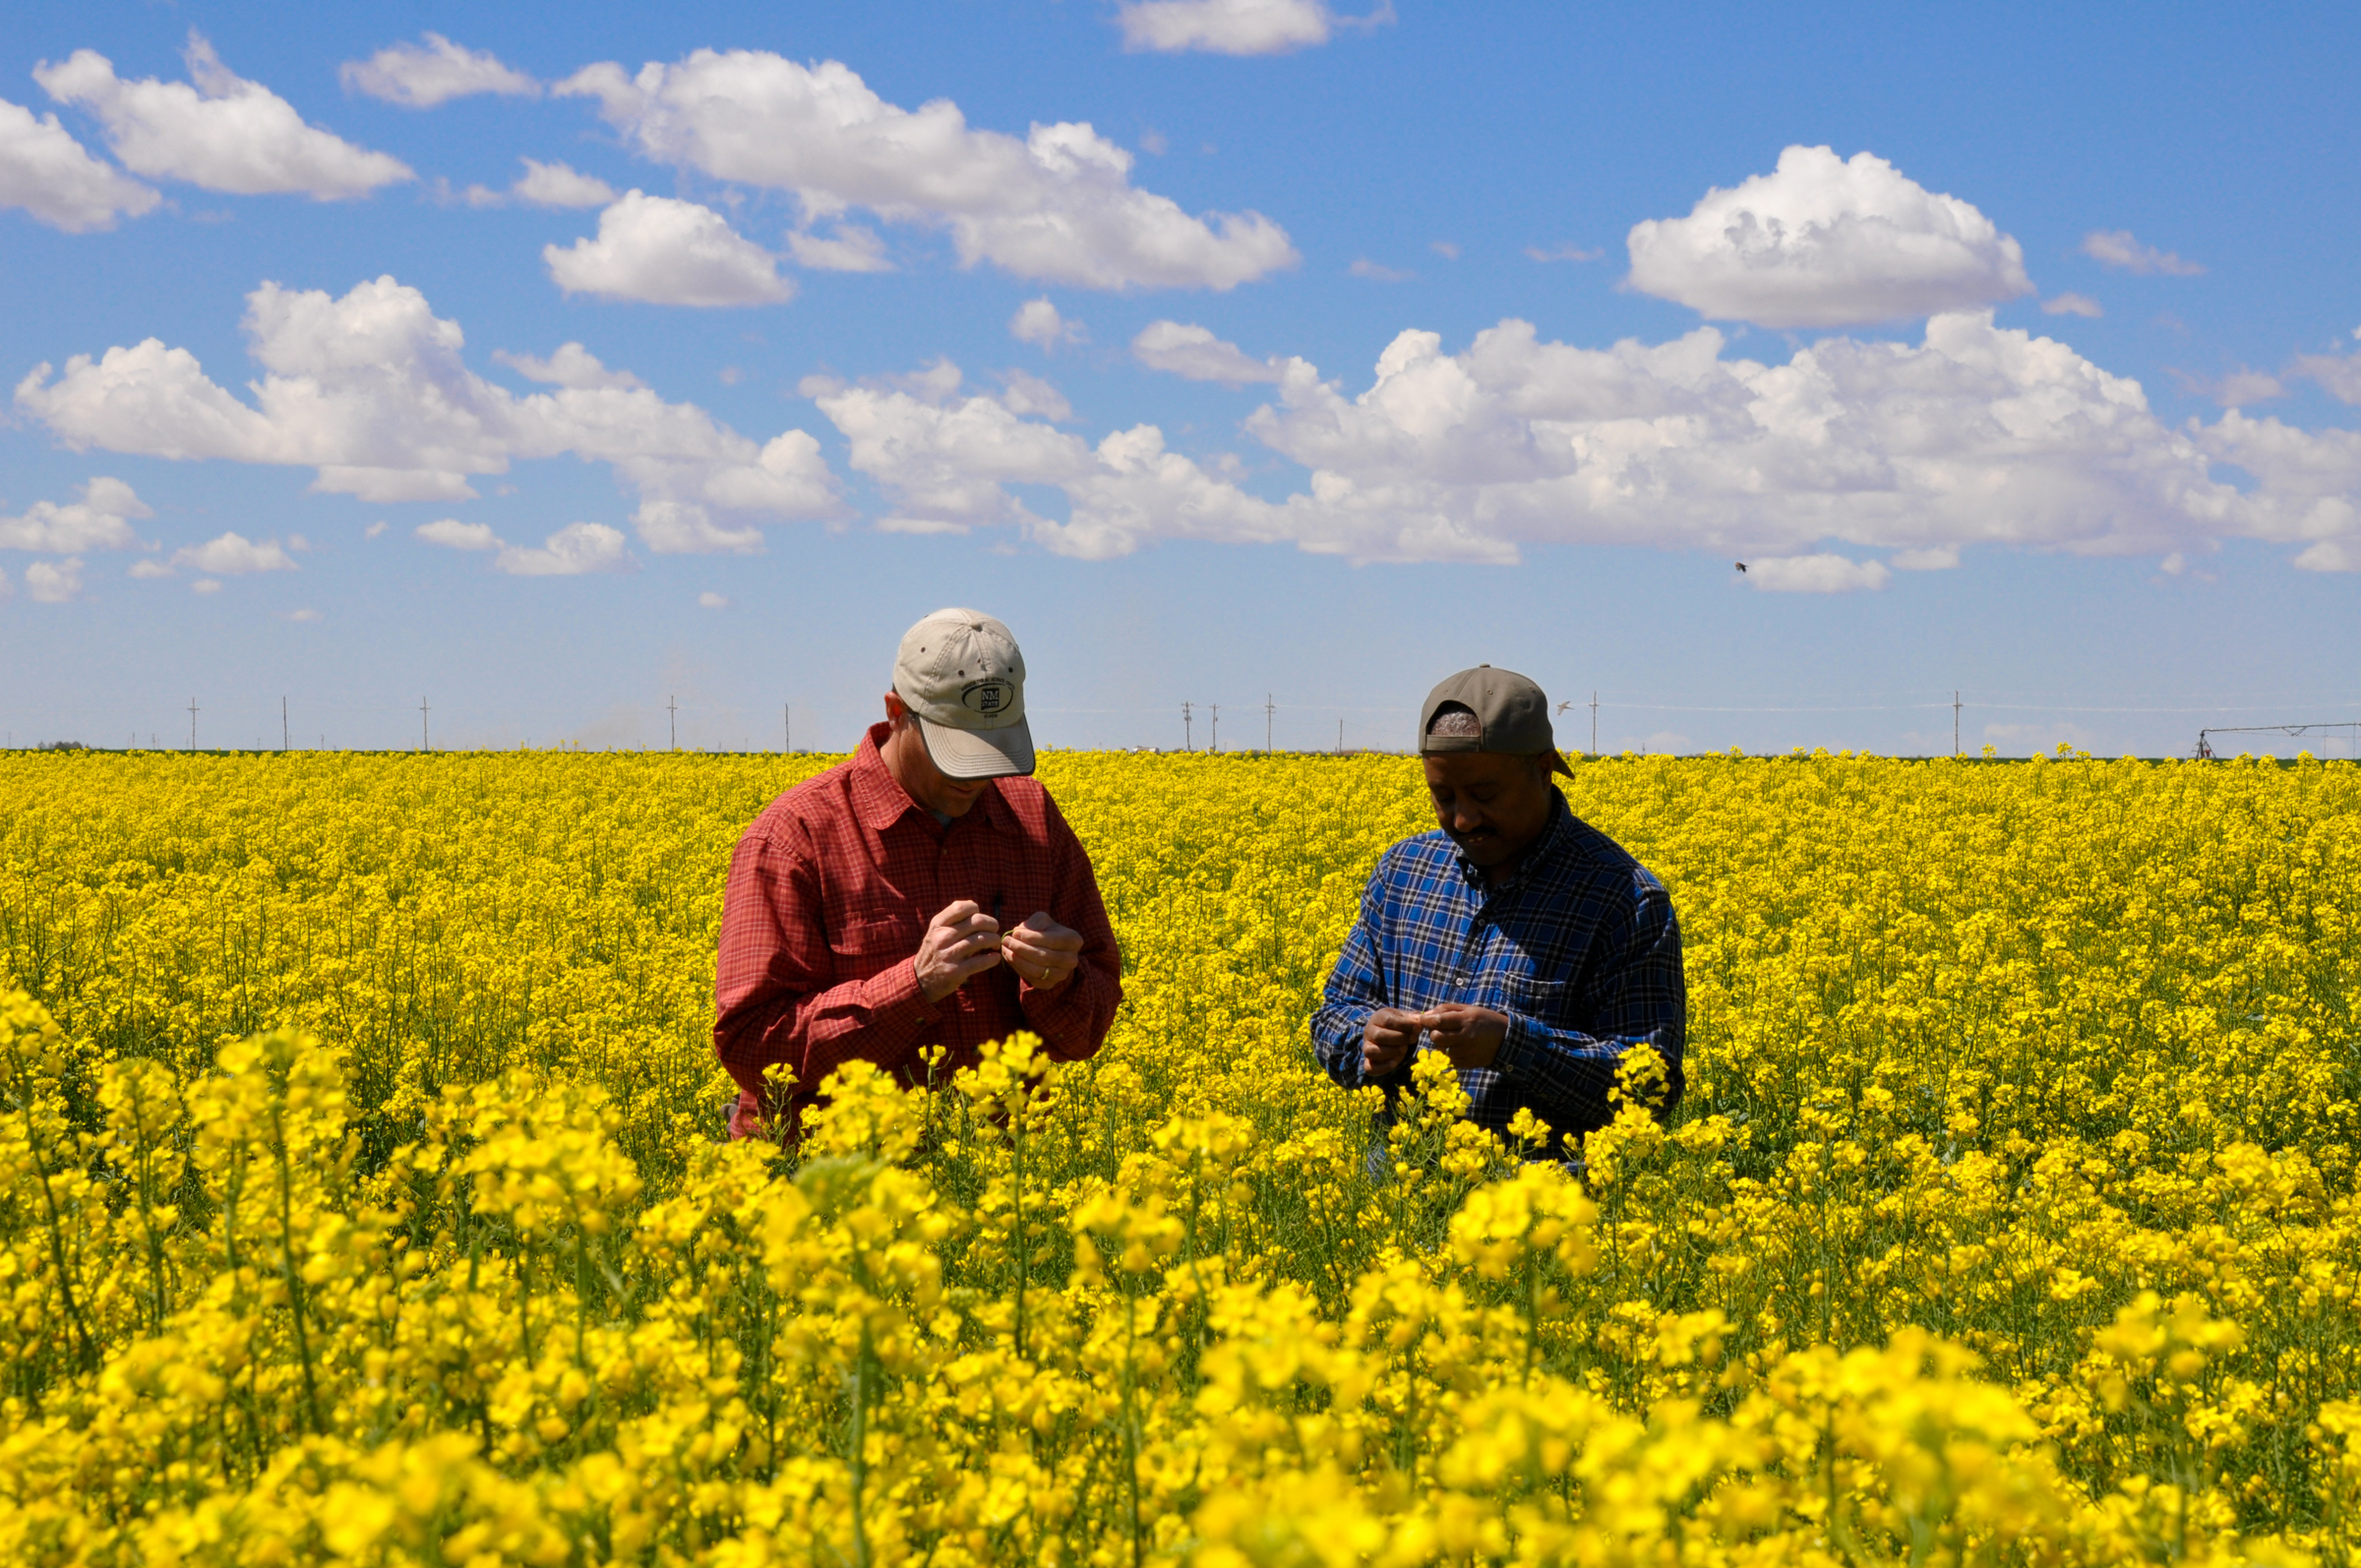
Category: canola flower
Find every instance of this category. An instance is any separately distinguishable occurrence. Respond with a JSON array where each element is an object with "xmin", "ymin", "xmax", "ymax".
[{"xmin": 2, "ymin": 746, "xmax": 2358, "ymax": 1565}]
